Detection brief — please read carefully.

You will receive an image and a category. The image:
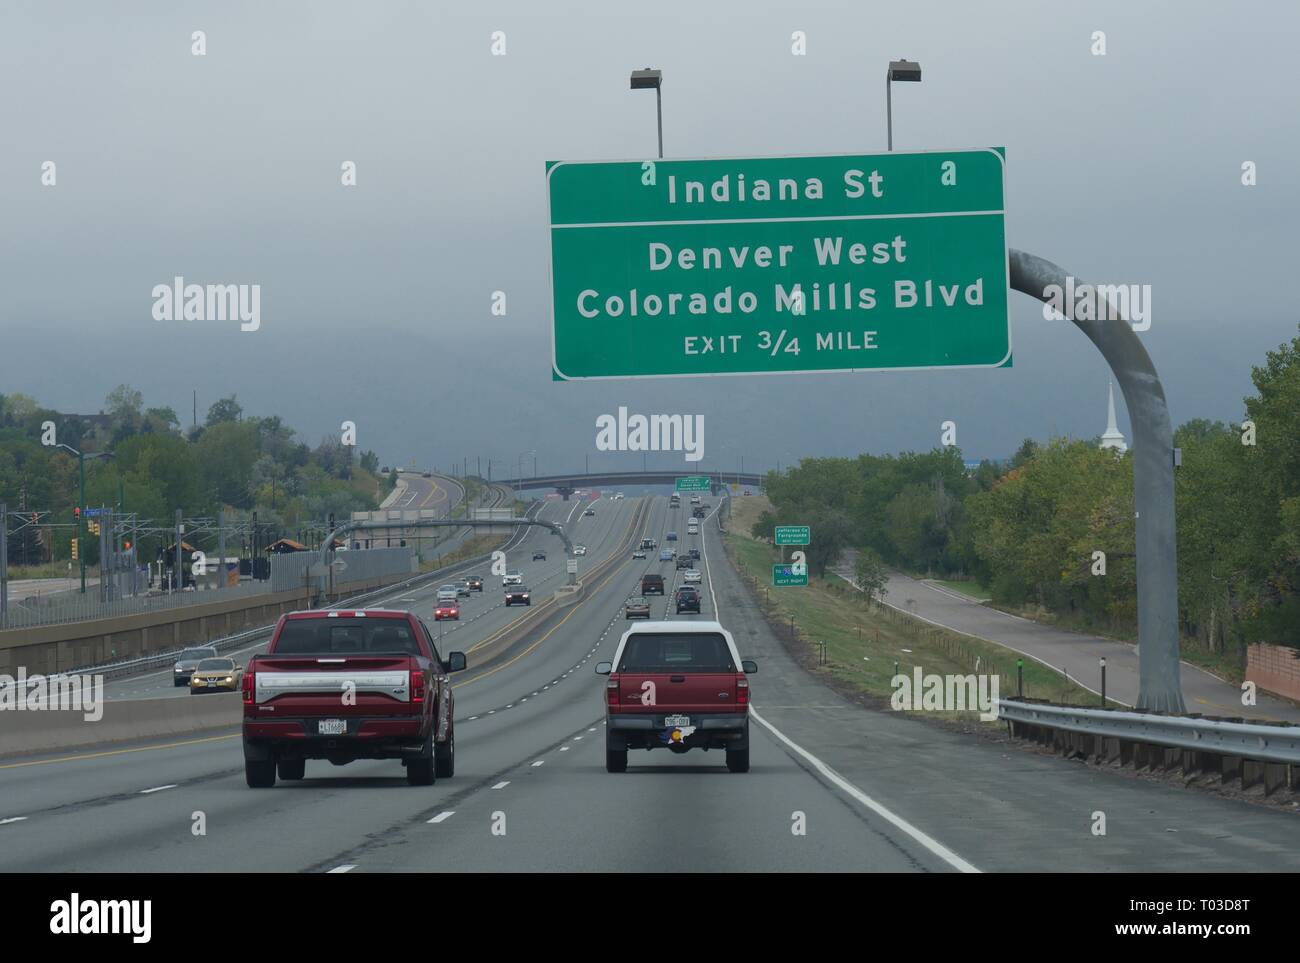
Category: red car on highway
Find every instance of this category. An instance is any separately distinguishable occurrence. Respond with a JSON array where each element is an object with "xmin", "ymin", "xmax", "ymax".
[
  {"xmin": 242, "ymin": 610, "xmax": 465, "ymax": 787},
  {"xmin": 434, "ymin": 600, "xmax": 460, "ymax": 620}
]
